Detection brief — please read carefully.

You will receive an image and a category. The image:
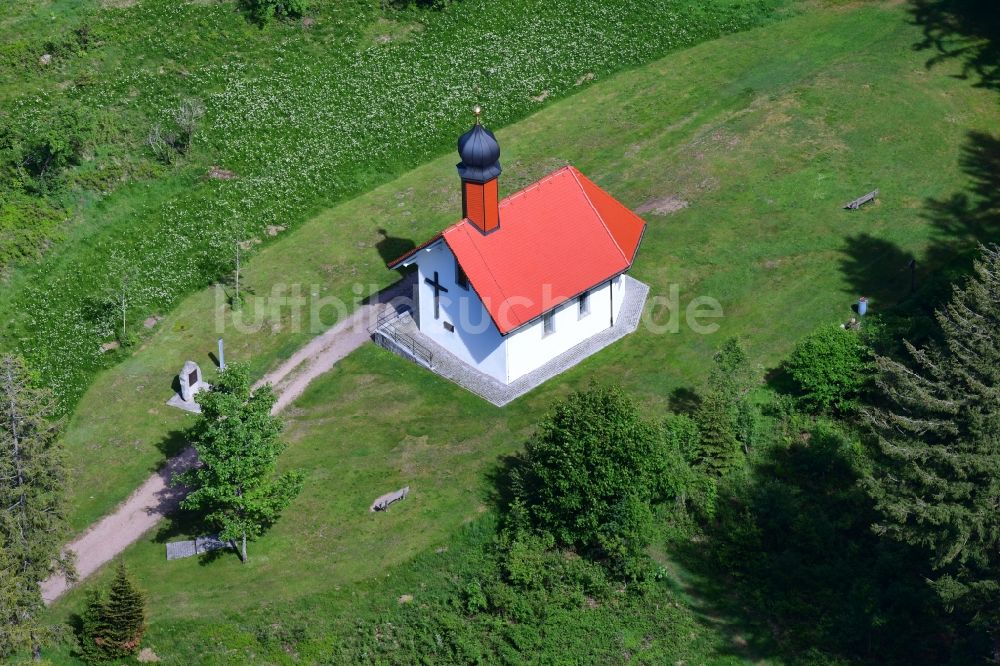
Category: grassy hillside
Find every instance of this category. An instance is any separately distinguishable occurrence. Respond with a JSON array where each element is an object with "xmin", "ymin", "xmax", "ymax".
[
  {"xmin": 34, "ymin": 0, "xmax": 1000, "ymax": 662},
  {"xmin": 0, "ymin": 0, "xmax": 785, "ymax": 411}
]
